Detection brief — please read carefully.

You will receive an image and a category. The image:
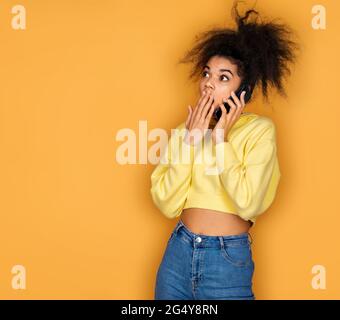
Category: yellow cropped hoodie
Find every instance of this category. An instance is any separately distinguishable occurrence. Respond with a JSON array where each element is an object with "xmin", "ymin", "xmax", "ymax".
[{"xmin": 150, "ymin": 112, "xmax": 281, "ymax": 224}]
